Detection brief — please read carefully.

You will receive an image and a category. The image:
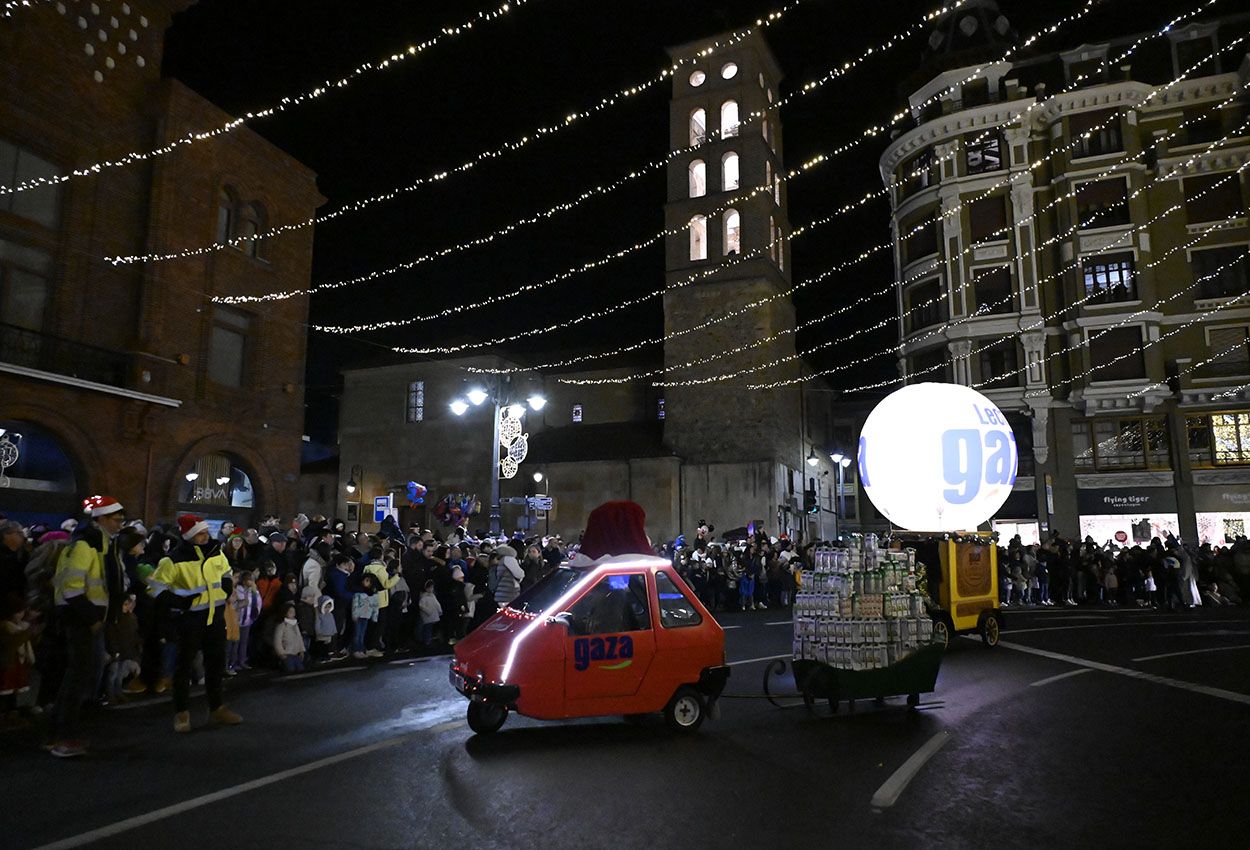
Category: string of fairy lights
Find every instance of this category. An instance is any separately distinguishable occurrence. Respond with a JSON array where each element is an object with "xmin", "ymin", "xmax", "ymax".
[
  {"xmin": 1, "ymin": 0, "xmax": 54, "ymax": 18},
  {"xmin": 0, "ymin": 0, "xmax": 536, "ymax": 196},
  {"xmin": 969, "ymin": 243, "xmax": 1250, "ymax": 397},
  {"xmin": 114, "ymin": 0, "xmax": 832, "ymax": 268},
  {"xmin": 537, "ymin": 28, "xmax": 1240, "ymax": 383},
  {"xmin": 818, "ymin": 182, "xmax": 1250, "ymax": 398},
  {"xmin": 193, "ymin": 0, "xmax": 971, "ymax": 285},
  {"xmin": 651, "ymin": 75, "xmax": 1249, "ymax": 389},
  {"xmin": 753, "ymin": 151, "xmax": 1250, "ymax": 394}
]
